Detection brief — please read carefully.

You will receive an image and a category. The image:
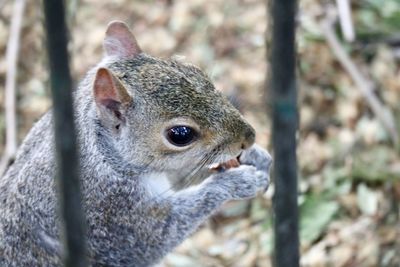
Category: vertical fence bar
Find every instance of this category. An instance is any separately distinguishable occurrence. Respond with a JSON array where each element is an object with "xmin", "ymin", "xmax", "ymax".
[
  {"xmin": 269, "ymin": 0, "xmax": 300, "ymax": 266},
  {"xmin": 42, "ymin": 1, "xmax": 87, "ymax": 266}
]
